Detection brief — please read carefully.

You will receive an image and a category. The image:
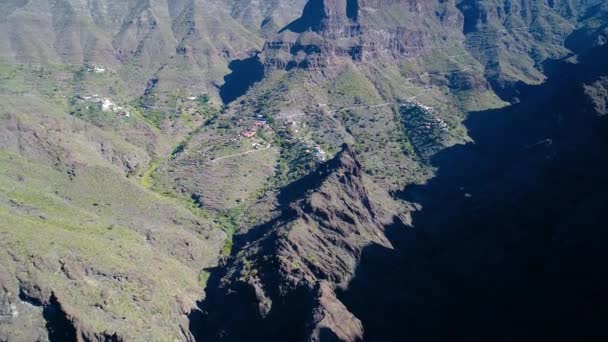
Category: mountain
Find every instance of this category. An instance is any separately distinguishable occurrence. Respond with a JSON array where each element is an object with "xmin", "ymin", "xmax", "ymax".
[
  {"xmin": 227, "ymin": 0, "xmax": 308, "ymax": 35},
  {"xmin": 195, "ymin": 145, "xmax": 406, "ymax": 341},
  {"xmin": 342, "ymin": 41, "xmax": 608, "ymax": 342},
  {"xmin": 0, "ymin": 0, "xmax": 261, "ymax": 101},
  {"xmin": 194, "ymin": 43, "xmax": 608, "ymax": 342},
  {"xmin": 1, "ymin": 0, "xmax": 607, "ymax": 341},
  {"xmin": 0, "ymin": 92, "xmax": 226, "ymax": 340},
  {"xmin": 262, "ymin": 0, "xmax": 465, "ymax": 69}
]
